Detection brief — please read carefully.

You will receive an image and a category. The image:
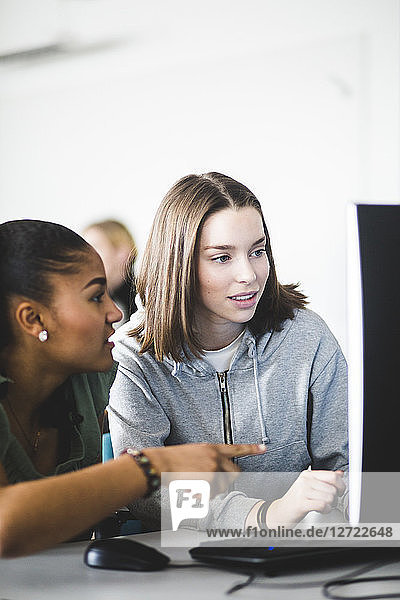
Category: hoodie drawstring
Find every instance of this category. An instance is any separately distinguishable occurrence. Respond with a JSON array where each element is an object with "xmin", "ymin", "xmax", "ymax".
[
  {"xmin": 171, "ymin": 361, "xmax": 180, "ymax": 380},
  {"xmin": 248, "ymin": 341, "xmax": 270, "ymax": 445}
]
